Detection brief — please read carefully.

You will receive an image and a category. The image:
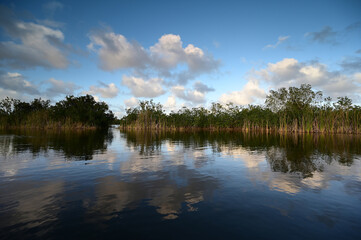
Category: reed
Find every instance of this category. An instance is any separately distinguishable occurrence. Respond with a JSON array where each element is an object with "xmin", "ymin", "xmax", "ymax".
[{"xmin": 120, "ymin": 85, "xmax": 361, "ymax": 134}]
